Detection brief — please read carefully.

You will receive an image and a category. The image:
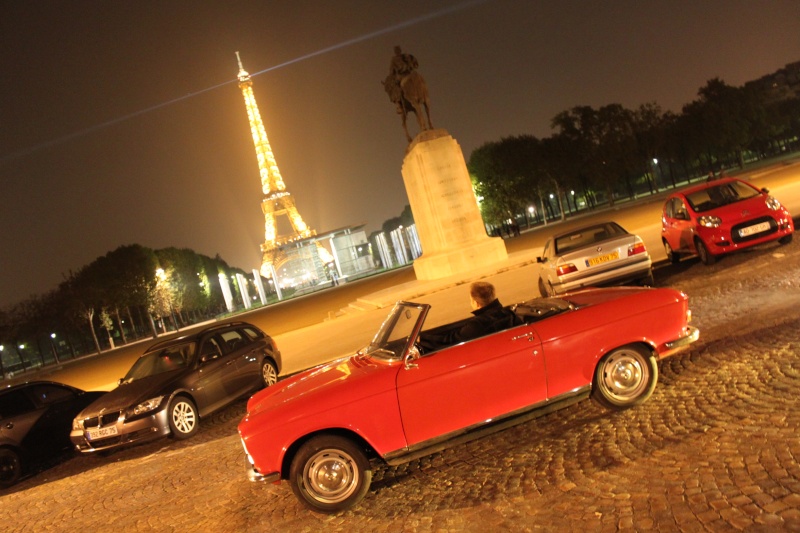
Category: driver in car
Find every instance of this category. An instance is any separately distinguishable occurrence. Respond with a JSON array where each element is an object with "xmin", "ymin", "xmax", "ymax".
[{"xmin": 420, "ymin": 281, "xmax": 519, "ymax": 350}]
